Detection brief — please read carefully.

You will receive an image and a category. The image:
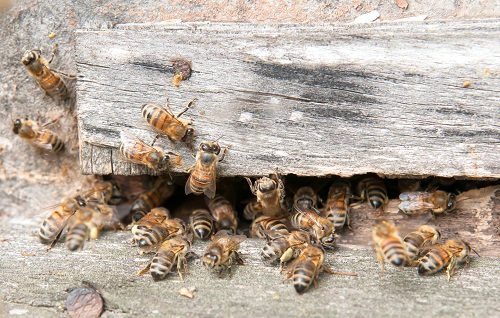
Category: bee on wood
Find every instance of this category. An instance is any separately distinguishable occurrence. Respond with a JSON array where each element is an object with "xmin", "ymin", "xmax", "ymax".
[
  {"xmin": 129, "ymin": 179, "xmax": 175, "ymax": 222},
  {"xmin": 417, "ymin": 238, "xmax": 474, "ymax": 281},
  {"xmin": 12, "ymin": 118, "xmax": 64, "ymax": 153},
  {"xmin": 290, "ymin": 204, "xmax": 336, "ymax": 249},
  {"xmin": 398, "ymin": 190, "xmax": 457, "ymax": 215},
  {"xmin": 372, "ymin": 219, "xmax": 409, "ymax": 272},
  {"xmin": 242, "ymin": 199, "xmax": 262, "ymax": 221},
  {"xmin": 250, "ymin": 214, "xmax": 289, "ymax": 238},
  {"xmin": 91, "ymin": 202, "xmax": 123, "ymax": 232},
  {"xmin": 357, "ymin": 176, "xmax": 388, "ymax": 213},
  {"xmin": 65, "ymin": 206, "xmax": 101, "ymax": 251},
  {"xmin": 261, "ymin": 230, "xmax": 312, "ymax": 265},
  {"xmin": 82, "ymin": 180, "xmax": 121, "ymax": 205},
  {"xmin": 21, "ymin": 48, "xmax": 69, "ymax": 101},
  {"xmin": 130, "ymin": 207, "xmax": 170, "ymax": 243},
  {"xmin": 141, "ymin": 98, "xmax": 196, "ymax": 145},
  {"xmin": 202, "ymin": 230, "xmax": 246, "ymax": 278},
  {"xmin": 185, "ymin": 140, "xmax": 230, "ymax": 199},
  {"xmin": 205, "ymin": 195, "xmax": 238, "ymax": 235},
  {"xmin": 189, "ymin": 209, "xmax": 214, "ymax": 240},
  {"xmin": 245, "ymin": 169, "xmax": 287, "ymax": 218},
  {"xmin": 136, "ymin": 218, "xmax": 186, "ymax": 254},
  {"xmin": 322, "ymin": 181, "xmax": 352, "ymax": 230},
  {"xmin": 294, "ymin": 186, "xmax": 319, "ymax": 210},
  {"xmin": 38, "ymin": 196, "xmax": 87, "ymax": 251},
  {"xmin": 119, "ymin": 131, "xmax": 182, "ymax": 171},
  {"xmin": 403, "ymin": 225, "xmax": 441, "ymax": 263}
]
